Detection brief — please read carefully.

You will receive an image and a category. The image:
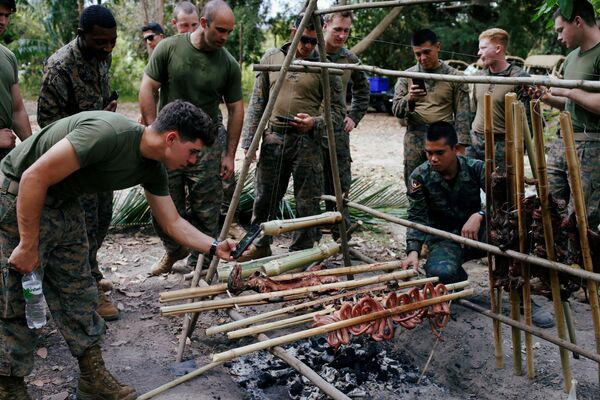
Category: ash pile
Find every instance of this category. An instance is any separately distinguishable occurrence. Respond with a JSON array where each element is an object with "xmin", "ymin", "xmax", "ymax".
[{"xmin": 226, "ymin": 336, "xmax": 454, "ymax": 399}]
